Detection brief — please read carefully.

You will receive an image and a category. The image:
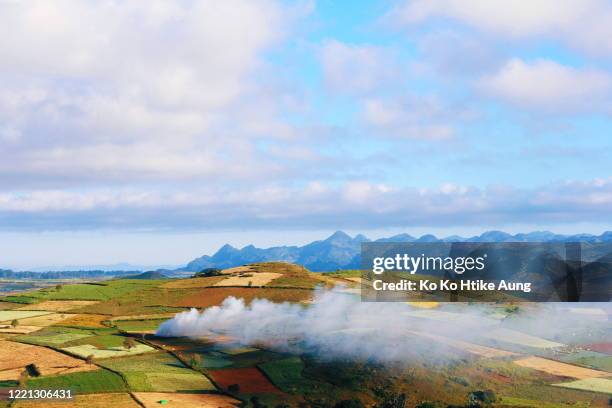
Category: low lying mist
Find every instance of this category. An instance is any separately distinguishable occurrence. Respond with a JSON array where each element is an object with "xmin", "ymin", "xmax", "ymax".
[{"xmin": 156, "ymin": 287, "xmax": 610, "ymax": 363}]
